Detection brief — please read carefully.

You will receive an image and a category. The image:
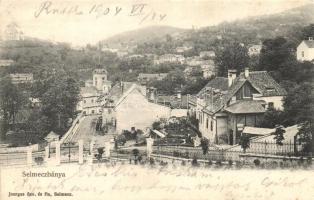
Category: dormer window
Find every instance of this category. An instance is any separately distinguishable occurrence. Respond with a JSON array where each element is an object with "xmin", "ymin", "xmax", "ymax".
[{"xmin": 266, "ymin": 87, "xmax": 275, "ymax": 92}]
